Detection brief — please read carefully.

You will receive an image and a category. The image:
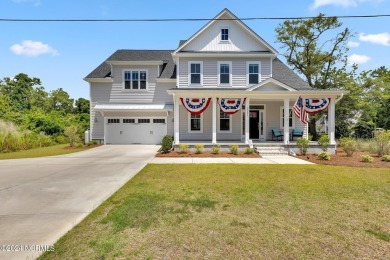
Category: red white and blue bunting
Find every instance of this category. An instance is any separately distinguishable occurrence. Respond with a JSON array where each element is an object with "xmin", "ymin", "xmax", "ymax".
[
  {"xmin": 304, "ymin": 98, "xmax": 330, "ymax": 114},
  {"xmin": 180, "ymin": 98, "xmax": 211, "ymax": 115},
  {"xmin": 217, "ymin": 98, "xmax": 246, "ymax": 114}
]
